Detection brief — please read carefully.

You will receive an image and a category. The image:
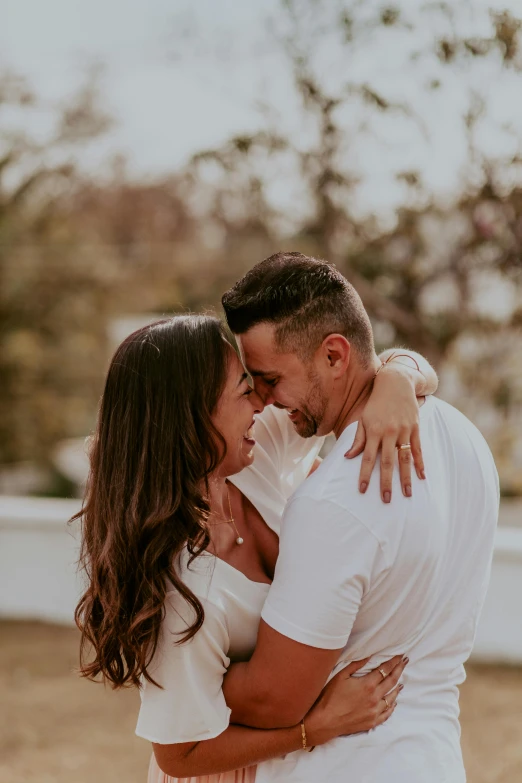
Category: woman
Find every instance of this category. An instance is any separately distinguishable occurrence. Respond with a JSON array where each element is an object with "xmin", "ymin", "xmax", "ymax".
[{"xmin": 74, "ymin": 315, "xmax": 436, "ymax": 782}]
